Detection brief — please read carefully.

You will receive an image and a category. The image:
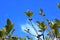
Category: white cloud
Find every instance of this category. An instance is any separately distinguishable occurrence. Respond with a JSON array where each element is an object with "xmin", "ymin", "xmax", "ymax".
[
  {"xmin": 21, "ymin": 23, "xmax": 58, "ymax": 40},
  {"xmin": 21, "ymin": 23, "xmax": 37, "ymax": 36},
  {"xmin": 21, "ymin": 23, "xmax": 43, "ymax": 40}
]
